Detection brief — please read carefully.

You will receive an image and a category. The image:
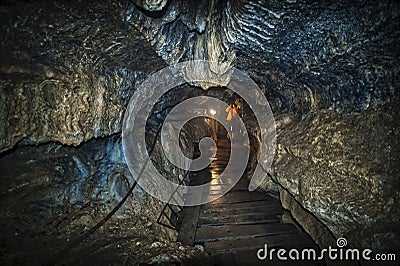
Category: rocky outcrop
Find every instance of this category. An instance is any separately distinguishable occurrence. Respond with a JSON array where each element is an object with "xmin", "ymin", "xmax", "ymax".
[
  {"xmin": 0, "ymin": 0, "xmax": 166, "ymax": 153},
  {"xmin": 125, "ymin": 0, "xmax": 238, "ymax": 81},
  {"xmin": 267, "ymin": 98, "xmax": 400, "ymax": 251},
  {"xmin": 126, "ymin": 0, "xmax": 399, "ymax": 113},
  {"xmin": 0, "ymin": 126, "xmax": 206, "ymax": 263},
  {"xmin": 0, "ymin": 135, "xmax": 161, "ymax": 232},
  {"xmin": 280, "ymin": 189, "xmax": 336, "ymax": 248},
  {"xmin": 1, "ymin": 0, "xmax": 399, "ymax": 151}
]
